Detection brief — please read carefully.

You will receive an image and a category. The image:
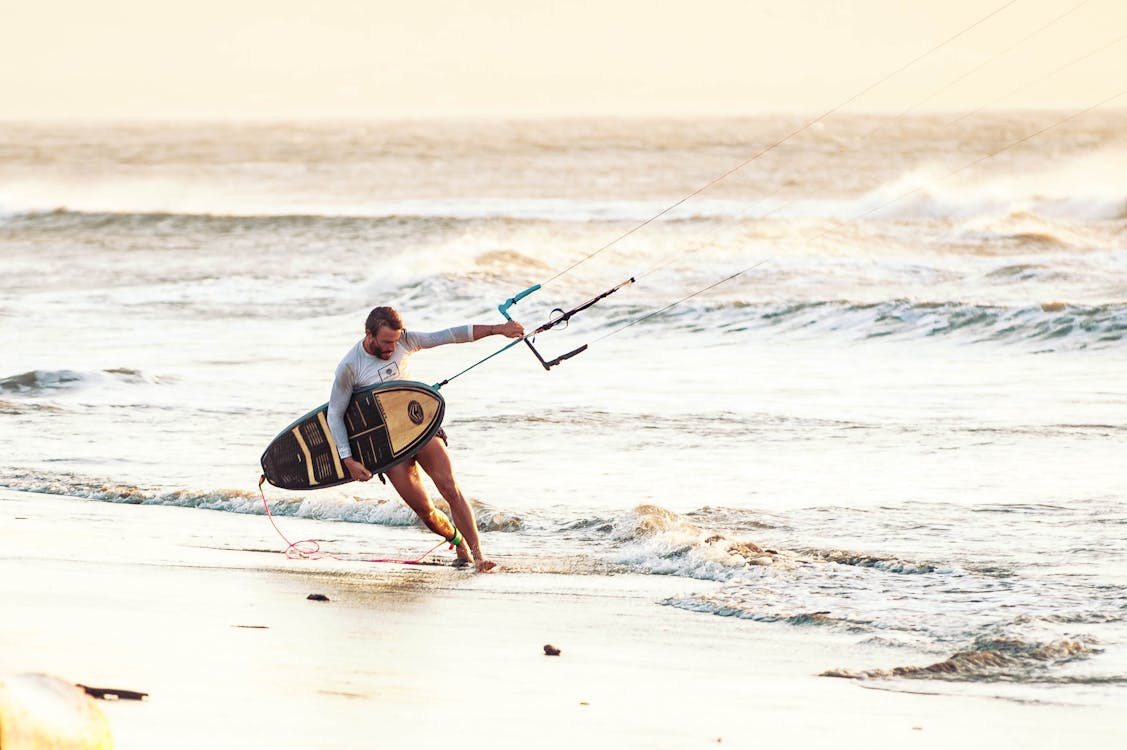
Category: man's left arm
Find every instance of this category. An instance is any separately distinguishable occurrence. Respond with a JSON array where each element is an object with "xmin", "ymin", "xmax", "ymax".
[
  {"xmin": 405, "ymin": 321, "xmax": 525, "ymax": 352},
  {"xmin": 471, "ymin": 321, "xmax": 524, "ymax": 340}
]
